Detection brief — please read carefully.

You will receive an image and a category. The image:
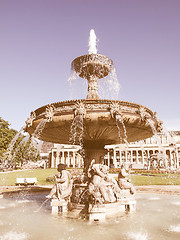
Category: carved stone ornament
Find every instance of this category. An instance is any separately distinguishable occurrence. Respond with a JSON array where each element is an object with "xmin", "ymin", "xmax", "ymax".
[
  {"xmin": 138, "ymin": 106, "xmax": 148, "ymax": 121},
  {"xmin": 109, "ymin": 102, "xmax": 122, "ymax": 118},
  {"xmin": 26, "ymin": 111, "xmax": 36, "ymax": 127},
  {"xmin": 45, "ymin": 104, "xmax": 56, "ymax": 122},
  {"xmin": 153, "ymin": 112, "xmax": 163, "ymax": 132},
  {"xmin": 74, "ymin": 101, "xmax": 86, "ymax": 117}
]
